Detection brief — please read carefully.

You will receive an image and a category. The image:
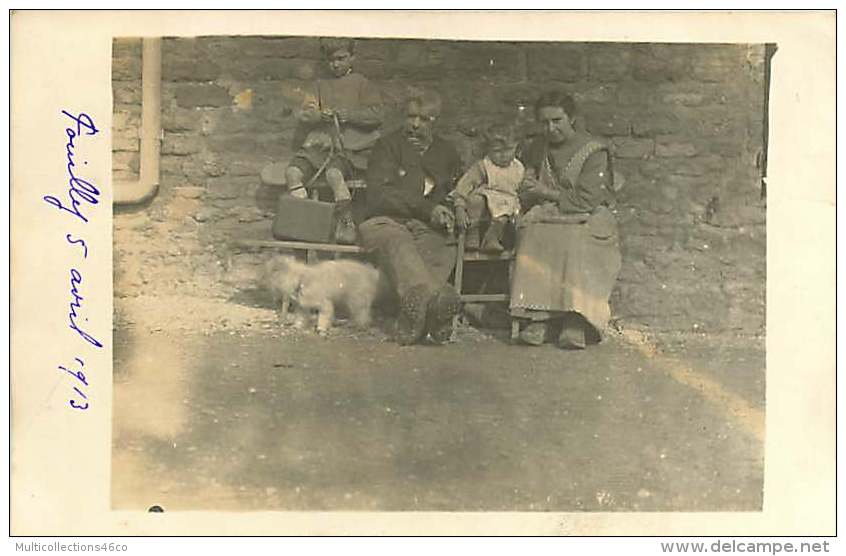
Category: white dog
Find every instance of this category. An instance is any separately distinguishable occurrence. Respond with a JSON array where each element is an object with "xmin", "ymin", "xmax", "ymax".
[{"xmin": 262, "ymin": 255, "xmax": 384, "ymax": 333}]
